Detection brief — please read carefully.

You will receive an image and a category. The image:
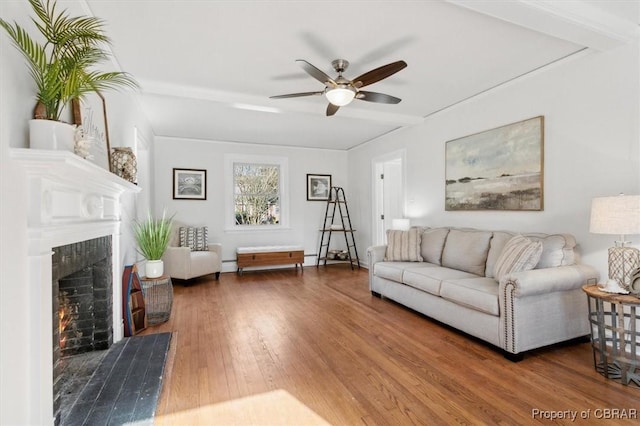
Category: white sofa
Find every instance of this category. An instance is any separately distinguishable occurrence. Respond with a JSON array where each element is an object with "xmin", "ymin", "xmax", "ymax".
[
  {"xmin": 162, "ymin": 224, "xmax": 221, "ymax": 281},
  {"xmin": 367, "ymin": 227, "xmax": 599, "ymax": 360}
]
